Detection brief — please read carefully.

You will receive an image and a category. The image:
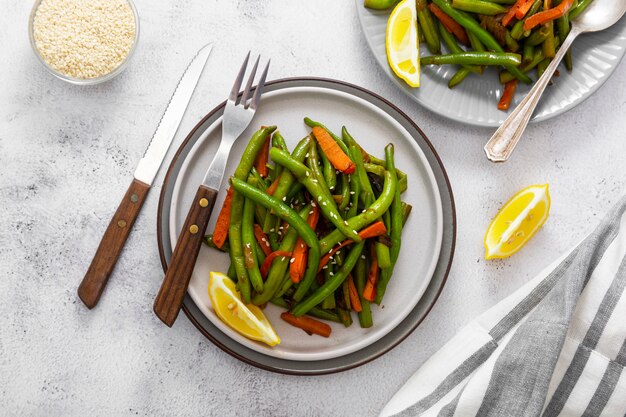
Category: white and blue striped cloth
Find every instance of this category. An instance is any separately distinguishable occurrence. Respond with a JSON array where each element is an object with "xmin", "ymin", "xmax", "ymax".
[{"xmin": 381, "ymin": 197, "xmax": 626, "ymax": 417}]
